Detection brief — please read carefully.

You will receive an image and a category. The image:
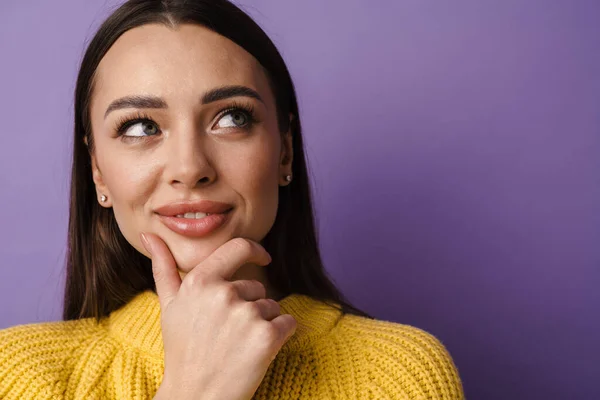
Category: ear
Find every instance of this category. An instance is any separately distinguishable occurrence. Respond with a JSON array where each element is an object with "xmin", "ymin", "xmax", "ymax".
[
  {"xmin": 279, "ymin": 113, "xmax": 294, "ymax": 185},
  {"xmin": 90, "ymin": 152, "xmax": 113, "ymax": 208}
]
